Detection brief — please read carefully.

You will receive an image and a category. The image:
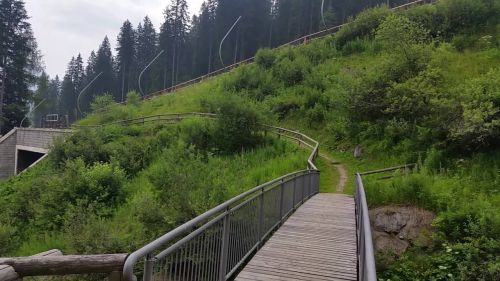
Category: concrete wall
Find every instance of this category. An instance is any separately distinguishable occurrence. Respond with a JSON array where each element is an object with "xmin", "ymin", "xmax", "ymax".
[
  {"xmin": 0, "ymin": 128, "xmax": 72, "ymax": 180},
  {"xmin": 0, "ymin": 129, "xmax": 18, "ymax": 179}
]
